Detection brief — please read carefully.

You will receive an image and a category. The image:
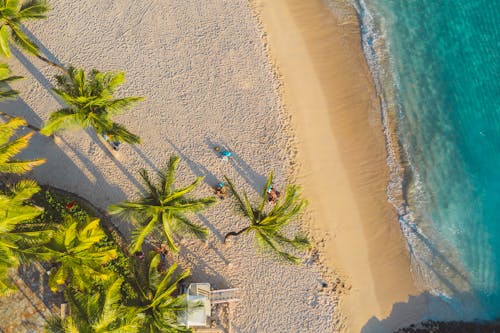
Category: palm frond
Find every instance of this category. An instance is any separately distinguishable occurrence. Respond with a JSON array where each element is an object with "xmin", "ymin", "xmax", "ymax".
[
  {"xmin": 5, "ymin": 0, "xmax": 21, "ymax": 12},
  {"xmin": 130, "ymin": 217, "xmax": 157, "ymax": 253},
  {"xmin": 162, "ymin": 176, "xmax": 203, "ymax": 204},
  {"xmin": 102, "ymin": 96, "xmax": 144, "ymax": 115},
  {"xmin": 0, "ymin": 269, "xmax": 16, "ymax": 296},
  {"xmin": 168, "ymin": 198, "xmax": 216, "ymax": 213},
  {"xmin": 0, "ymin": 25, "xmax": 11, "ymax": 58},
  {"xmin": 257, "ymin": 171, "xmax": 273, "ymax": 215},
  {"xmin": 162, "ymin": 155, "xmax": 179, "ymax": 195},
  {"xmin": 171, "ymin": 213, "xmax": 208, "ymax": 241},
  {"xmin": 224, "ymin": 175, "xmax": 254, "ymax": 219},
  {"xmin": 160, "ymin": 213, "xmax": 178, "ymax": 253},
  {"xmin": 94, "ymin": 277, "xmax": 124, "ymax": 331},
  {"xmin": 19, "ymin": 0, "xmax": 49, "ymax": 18},
  {"xmin": 274, "ymin": 232, "xmax": 311, "ymax": 250},
  {"xmin": 40, "ymin": 108, "xmax": 81, "ymax": 136},
  {"xmin": 105, "ymin": 122, "xmax": 140, "ymax": 144},
  {"xmin": 0, "ymin": 117, "xmax": 26, "ymax": 146},
  {"xmin": 107, "ymin": 201, "xmax": 150, "ymax": 223},
  {"xmin": 9, "ymin": 23, "xmax": 39, "ymax": 55},
  {"xmin": 0, "ymin": 132, "xmax": 31, "ymax": 162},
  {"xmin": 44, "ymin": 315, "xmax": 65, "ymax": 333},
  {"xmin": 139, "ymin": 168, "xmax": 160, "ymax": 200},
  {"xmin": 255, "ymin": 231, "xmax": 300, "ymax": 264}
]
